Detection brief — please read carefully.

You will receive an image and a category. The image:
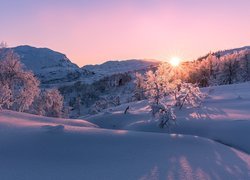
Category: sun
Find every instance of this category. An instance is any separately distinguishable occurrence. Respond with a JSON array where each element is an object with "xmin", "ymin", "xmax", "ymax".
[{"xmin": 170, "ymin": 57, "xmax": 181, "ymax": 67}]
